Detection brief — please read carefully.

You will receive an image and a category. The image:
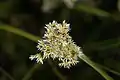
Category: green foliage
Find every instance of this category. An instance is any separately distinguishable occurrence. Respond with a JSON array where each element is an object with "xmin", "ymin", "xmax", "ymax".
[
  {"xmin": 75, "ymin": 4, "xmax": 111, "ymax": 17},
  {"xmin": 0, "ymin": 0, "xmax": 120, "ymax": 80}
]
